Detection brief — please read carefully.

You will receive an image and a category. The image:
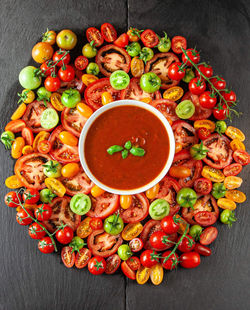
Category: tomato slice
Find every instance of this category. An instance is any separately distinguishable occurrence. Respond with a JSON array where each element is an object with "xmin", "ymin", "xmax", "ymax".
[
  {"xmin": 22, "ymin": 101, "xmax": 55, "ymax": 133},
  {"xmin": 141, "ymin": 29, "xmax": 159, "ymax": 48},
  {"xmin": 223, "ymin": 163, "xmax": 242, "ymax": 176},
  {"xmin": 145, "ymin": 52, "xmax": 179, "ymax": 89},
  {"xmin": 86, "ymin": 27, "xmax": 104, "ymax": 47},
  {"xmin": 101, "ymin": 23, "xmax": 117, "ymax": 42},
  {"xmin": 95, "ymin": 44, "xmax": 131, "ymax": 76},
  {"xmin": 87, "ymin": 192, "xmax": 119, "ymax": 219},
  {"xmin": 121, "ymin": 261, "xmax": 136, "ymax": 280},
  {"xmin": 61, "ymin": 246, "xmax": 75, "ymax": 268},
  {"xmin": 119, "ymin": 194, "xmax": 149, "ymax": 223},
  {"xmin": 60, "ymin": 167, "xmax": 94, "ymax": 196},
  {"xmin": 105, "ymin": 254, "xmax": 121, "ymax": 274},
  {"xmin": 203, "ymin": 133, "xmax": 233, "ymax": 169},
  {"xmin": 194, "ymin": 211, "xmax": 218, "ymax": 227},
  {"xmin": 87, "ymin": 229, "xmax": 123, "ymax": 257},
  {"xmin": 172, "ymin": 120, "xmax": 198, "ymax": 150},
  {"xmin": 84, "ymin": 78, "xmax": 121, "ymax": 111},
  {"xmin": 43, "ymin": 196, "xmax": 81, "ymax": 233},
  {"xmin": 61, "ymin": 107, "xmax": 88, "ymax": 137},
  {"xmin": 182, "ymin": 91, "xmax": 212, "ymax": 120},
  {"xmin": 14, "ymin": 153, "xmax": 51, "ymax": 190},
  {"xmin": 49, "ymin": 125, "xmax": 79, "ymax": 163},
  {"xmin": 194, "ymin": 178, "xmax": 212, "ymax": 195},
  {"xmin": 150, "ymin": 99, "xmax": 178, "ymax": 122},
  {"xmin": 171, "ymin": 36, "xmax": 187, "ymax": 54},
  {"xmin": 75, "ymin": 248, "xmax": 92, "ymax": 269},
  {"xmin": 233, "ymin": 150, "xmax": 250, "ymax": 166},
  {"xmin": 199, "ymin": 226, "xmax": 218, "ymax": 245}
]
